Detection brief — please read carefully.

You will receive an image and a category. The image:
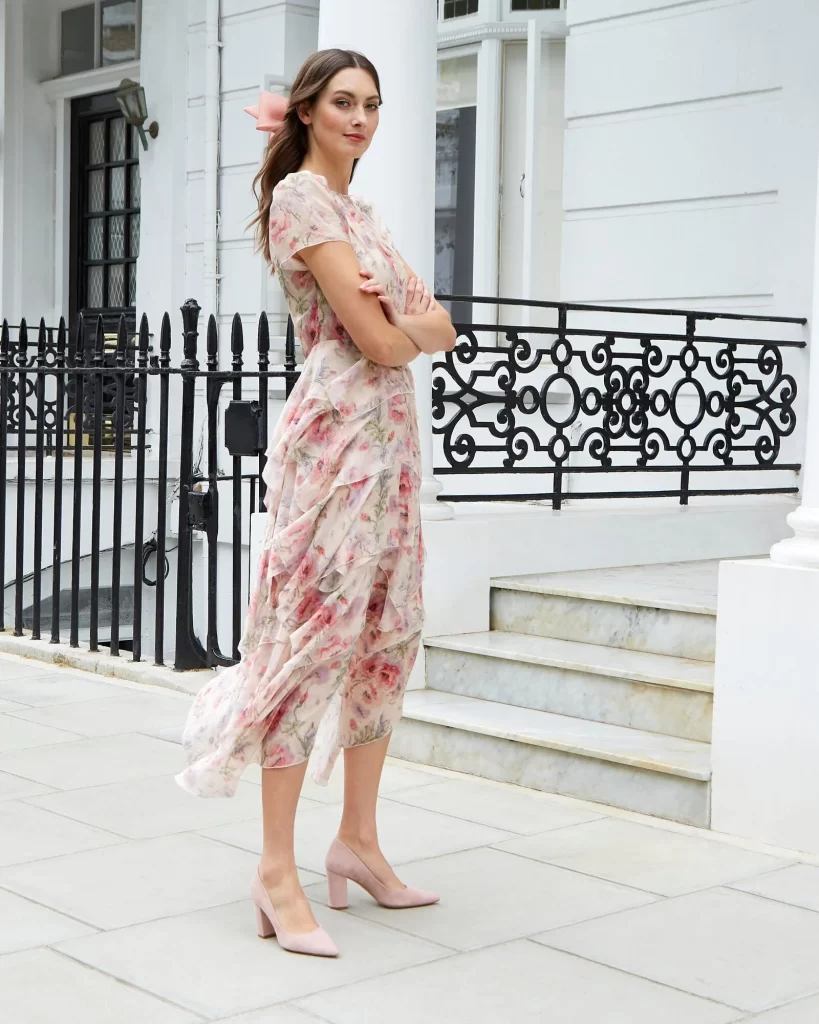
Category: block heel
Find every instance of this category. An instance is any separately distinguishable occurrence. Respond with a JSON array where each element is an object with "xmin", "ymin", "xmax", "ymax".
[{"xmin": 327, "ymin": 869, "xmax": 349, "ymax": 909}]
